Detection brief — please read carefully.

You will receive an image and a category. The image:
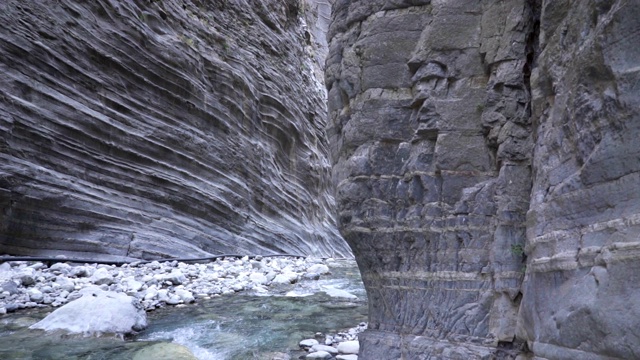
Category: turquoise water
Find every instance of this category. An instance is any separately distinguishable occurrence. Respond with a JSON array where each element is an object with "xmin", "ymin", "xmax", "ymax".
[{"xmin": 0, "ymin": 261, "xmax": 366, "ymax": 359}]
